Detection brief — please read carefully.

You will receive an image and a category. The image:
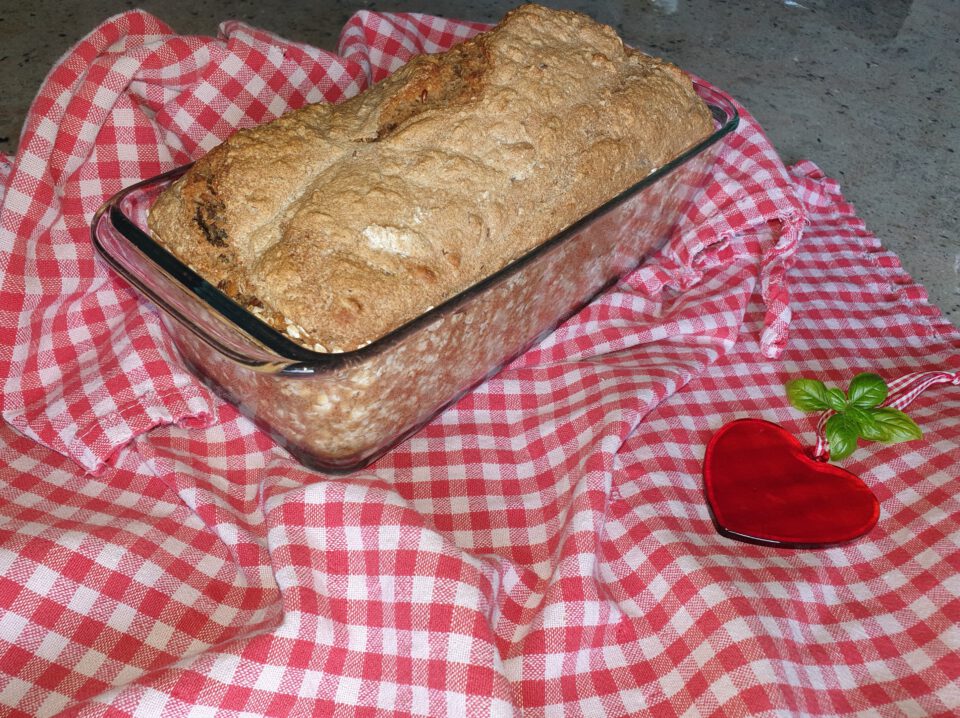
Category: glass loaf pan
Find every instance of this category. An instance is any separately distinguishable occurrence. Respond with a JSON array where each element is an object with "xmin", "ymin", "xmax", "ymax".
[{"xmin": 92, "ymin": 84, "xmax": 738, "ymax": 473}]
